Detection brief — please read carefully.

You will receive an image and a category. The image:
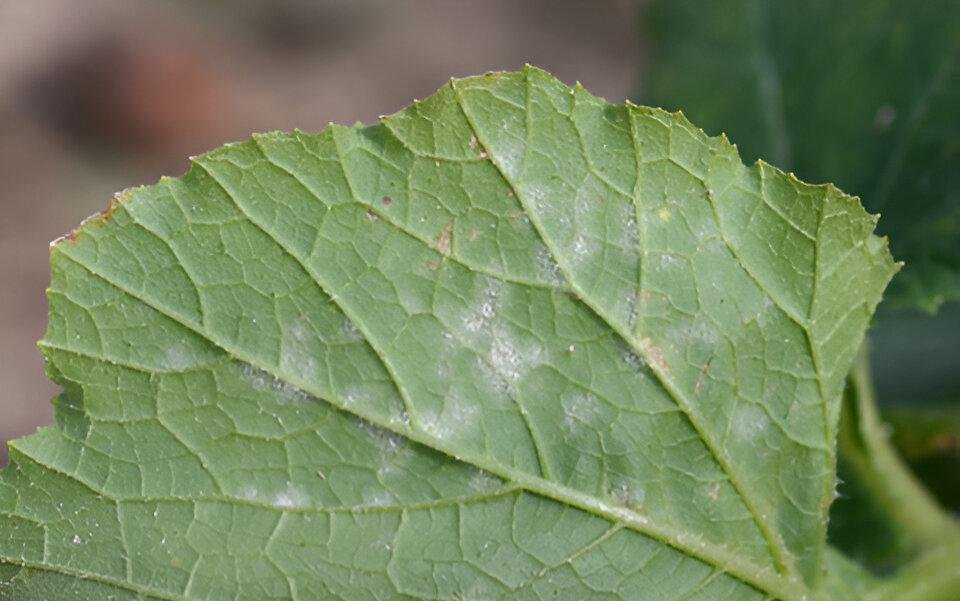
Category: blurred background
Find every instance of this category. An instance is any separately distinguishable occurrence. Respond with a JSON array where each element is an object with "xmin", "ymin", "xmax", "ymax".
[{"xmin": 1, "ymin": 0, "xmax": 957, "ymax": 571}]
